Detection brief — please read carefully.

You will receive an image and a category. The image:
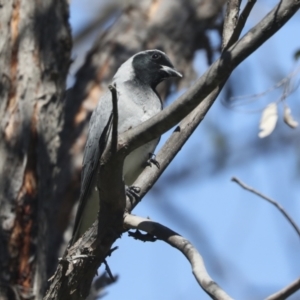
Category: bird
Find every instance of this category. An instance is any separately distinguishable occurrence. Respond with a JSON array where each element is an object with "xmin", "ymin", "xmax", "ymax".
[{"xmin": 71, "ymin": 49, "xmax": 182, "ymax": 244}]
